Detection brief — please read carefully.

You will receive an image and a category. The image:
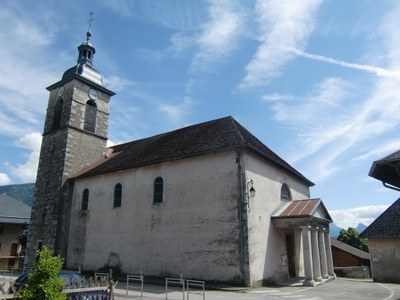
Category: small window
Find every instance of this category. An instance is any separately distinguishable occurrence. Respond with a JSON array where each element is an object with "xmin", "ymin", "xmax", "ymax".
[
  {"xmin": 81, "ymin": 188, "xmax": 89, "ymax": 211},
  {"xmin": 153, "ymin": 177, "xmax": 164, "ymax": 204},
  {"xmin": 52, "ymin": 98, "xmax": 63, "ymax": 130},
  {"xmin": 113, "ymin": 183, "xmax": 122, "ymax": 208},
  {"xmin": 84, "ymin": 100, "xmax": 97, "ymax": 133},
  {"xmin": 281, "ymin": 184, "xmax": 292, "ymax": 201}
]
